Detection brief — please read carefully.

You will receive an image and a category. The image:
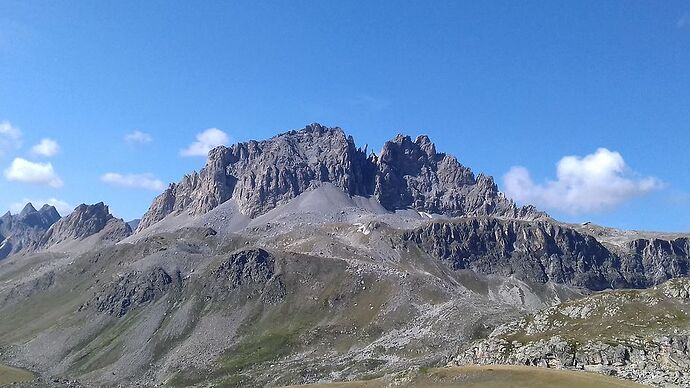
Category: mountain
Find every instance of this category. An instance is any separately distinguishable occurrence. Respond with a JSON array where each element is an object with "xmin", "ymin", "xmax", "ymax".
[
  {"xmin": 137, "ymin": 123, "xmax": 542, "ymax": 232},
  {"xmin": 37, "ymin": 202, "xmax": 132, "ymax": 252},
  {"xmin": 0, "ymin": 202, "xmax": 131, "ymax": 260},
  {"xmin": 0, "ymin": 123, "xmax": 688, "ymax": 387},
  {"xmin": 0, "ymin": 203, "xmax": 61, "ymax": 259}
]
